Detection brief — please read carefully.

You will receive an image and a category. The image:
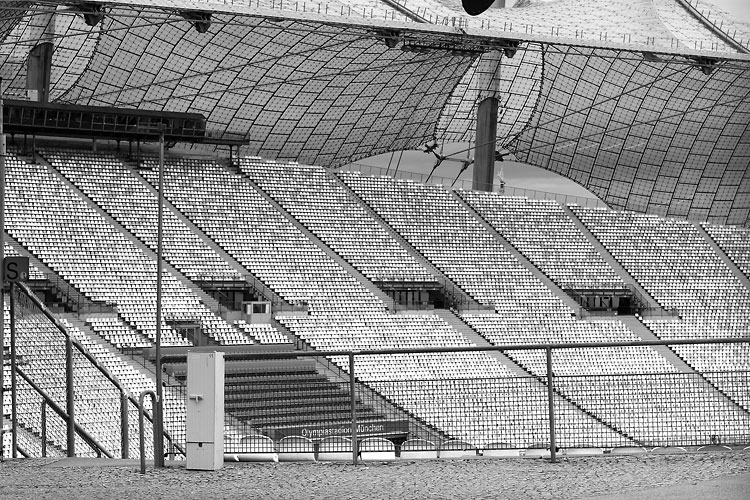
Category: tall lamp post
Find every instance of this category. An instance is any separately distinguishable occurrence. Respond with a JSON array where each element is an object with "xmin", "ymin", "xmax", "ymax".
[{"xmin": 154, "ymin": 127, "xmax": 165, "ymax": 467}]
